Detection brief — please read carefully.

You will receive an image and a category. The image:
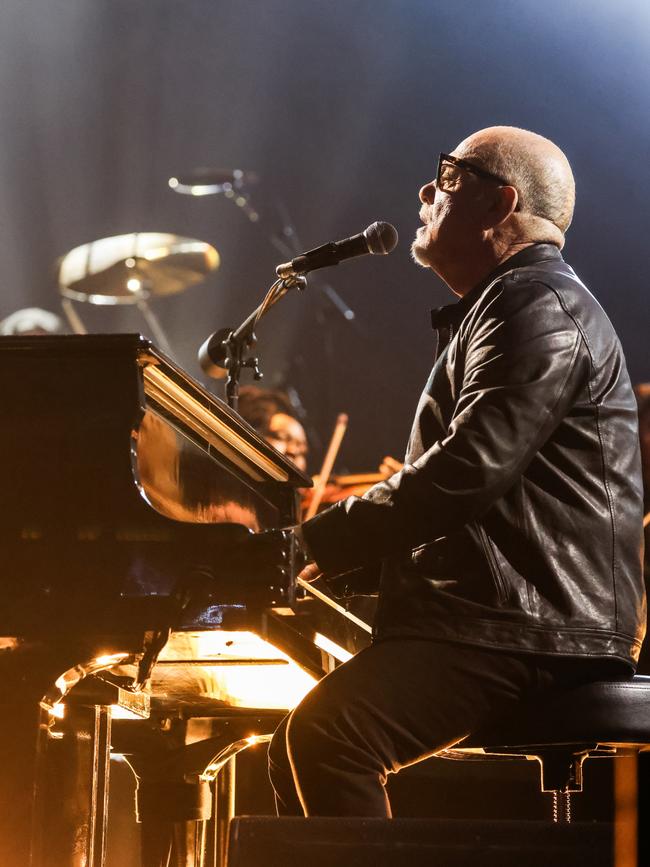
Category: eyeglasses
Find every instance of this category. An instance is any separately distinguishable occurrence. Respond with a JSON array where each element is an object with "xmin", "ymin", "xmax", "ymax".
[{"xmin": 436, "ymin": 152, "xmax": 510, "ymax": 193}]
